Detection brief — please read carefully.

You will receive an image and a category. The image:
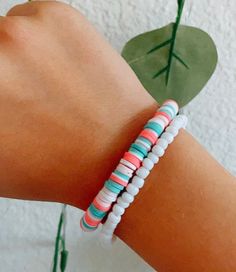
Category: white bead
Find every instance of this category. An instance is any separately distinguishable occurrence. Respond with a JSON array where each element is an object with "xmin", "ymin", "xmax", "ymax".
[
  {"xmin": 142, "ymin": 158, "xmax": 154, "ymax": 171},
  {"xmin": 98, "ymin": 191, "xmax": 116, "ymax": 203},
  {"xmin": 147, "ymin": 152, "xmax": 159, "ymax": 164},
  {"xmin": 136, "ymin": 166, "xmax": 150, "ymax": 179},
  {"xmin": 102, "ymin": 187, "xmax": 117, "ymax": 198},
  {"xmin": 179, "ymin": 114, "xmax": 188, "ymax": 128},
  {"xmin": 112, "ymin": 204, "xmax": 125, "ymax": 216},
  {"xmin": 116, "ymin": 163, "xmax": 133, "ymax": 177},
  {"xmin": 152, "ymin": 145, "xmax": 165, "ymax": 157},
  {"xmin": 155, "ymin": 115, "xmax": 169, "ymax": 126},
  {"xmin": 117, "ymin": 197, "xmax": 130, "ymax": 208},
  {"xmin": 121, "ymin": 192, "xmax": 134, "ymax": 204},
  {"xmin": 126, "ymin": 183, "xmax": 139, "ymax": 196},
  {"xmin": 170, "ymin": 116, "xmax": 184, "ymax": 129},
  {"xmin": 107, "ymin": 212, "xmax": 121, "ymax": 224},
  {"xmin": 157, "ymin": 138, "xmax": 168, "ymax": 150},
  {"xmin": 161, "ymin": 132, "xmax": 174, "ymax": 143},
  {"xmin": 120, "ymin": 159, "xmax": 136, "ymax": 171},
  {"xmin": 165, "ymin": 126, "xmax": 178, "ymax": 136},
  {"xmin": 132, "ymin": 176, "xmax": 145, "ymax": 188},
  {"xmin": 103, "ymin": 221, "xmax": 117, "ymax": 230}
]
